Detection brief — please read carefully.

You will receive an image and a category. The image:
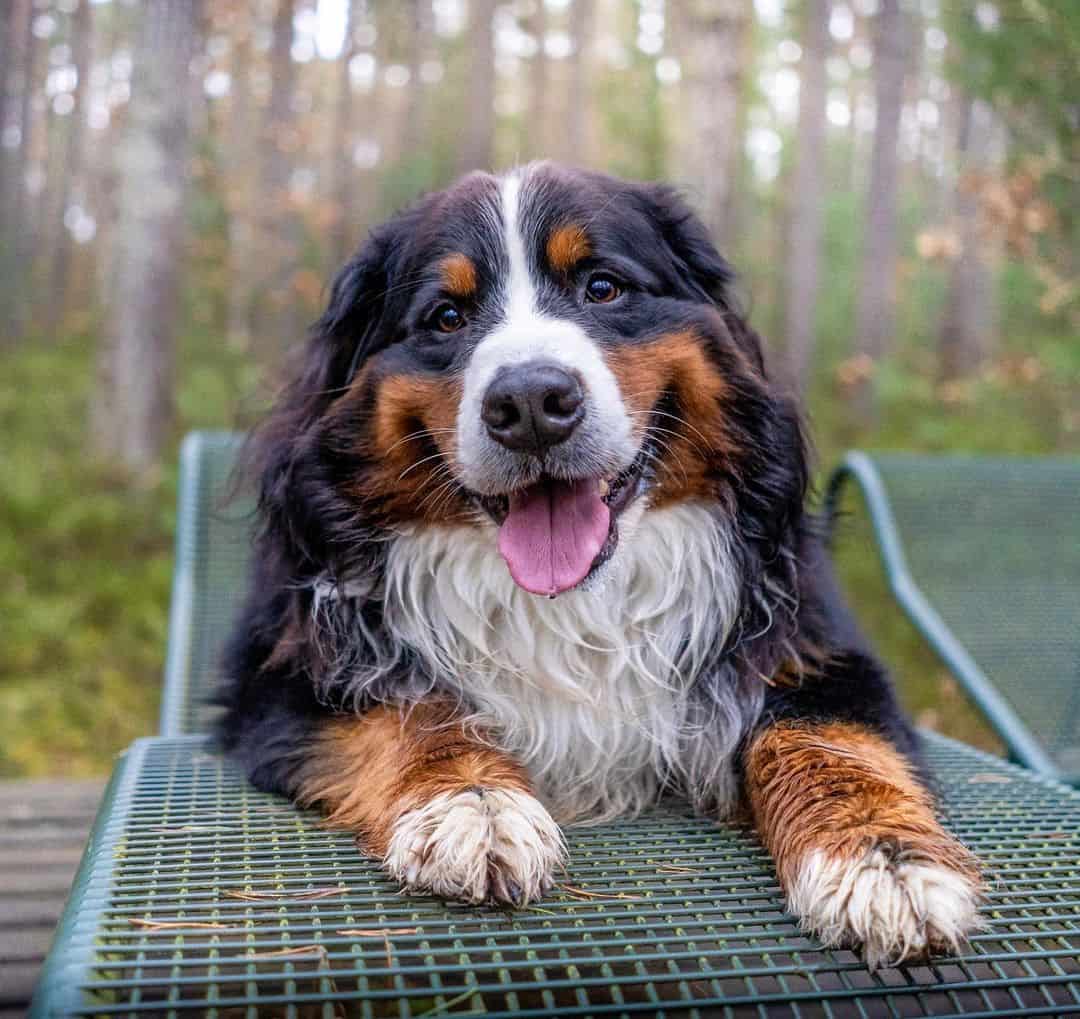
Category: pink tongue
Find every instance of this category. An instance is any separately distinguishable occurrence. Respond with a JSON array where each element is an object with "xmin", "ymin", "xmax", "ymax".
[{"xmin": 497, "ymin": 479, "xmax": 610, "ymax": 596}]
